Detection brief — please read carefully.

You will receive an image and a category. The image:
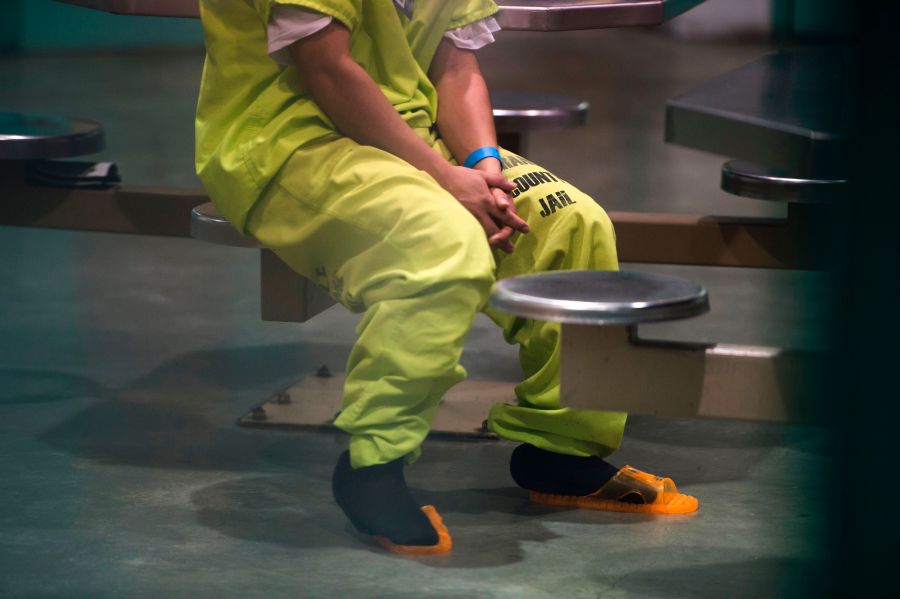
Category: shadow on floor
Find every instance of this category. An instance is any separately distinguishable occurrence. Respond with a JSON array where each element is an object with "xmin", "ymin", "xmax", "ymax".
[
  {"xmin": 34, "ymin": 342, "xmax": 346, "ymax": 471},
  {"xmin": 191, "ymin": 475, "xmax": 621, "ymax": 569},
  {"xmin": 27, "ymin": 338, "xmax": 800, "ymax": 490},
  {"xmin": 191, "ymin": 474, "xmax": 357, "ymax": 550},
  {"xmin": 617, "ymin": 415, "xmax": 831, "ymax": 487},
  {"xmin": 0, "ymin": 368, "xmax": 109, "ymax": 404},
  {"xmin": 591, "ymin": 553, "xmax": 828, "ymax": 598},
  {"xmin": 625, "ymin": 414, "xmax": 830, "ymax": 455}
]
